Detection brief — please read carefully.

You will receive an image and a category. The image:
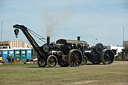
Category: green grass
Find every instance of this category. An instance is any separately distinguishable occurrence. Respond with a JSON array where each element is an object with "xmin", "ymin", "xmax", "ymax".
[{"xmin": 0, "ymin": 61, "xmax": 128, "ymax": 85}]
